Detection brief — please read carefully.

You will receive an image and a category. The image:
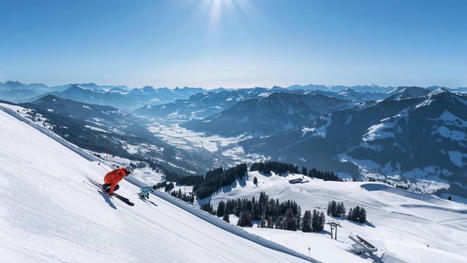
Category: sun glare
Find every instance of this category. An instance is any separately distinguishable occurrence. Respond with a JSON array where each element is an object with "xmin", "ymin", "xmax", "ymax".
[{"xmin": 195, "ymin": 0, "xmax": 253, "ymax": 29}]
